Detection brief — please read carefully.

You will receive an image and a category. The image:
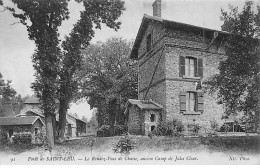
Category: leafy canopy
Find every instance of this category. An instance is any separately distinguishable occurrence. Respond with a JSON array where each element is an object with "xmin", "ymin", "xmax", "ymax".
[{"xmin": 204, "ymin": 1, "xmax": 260, "ymax": 123}]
